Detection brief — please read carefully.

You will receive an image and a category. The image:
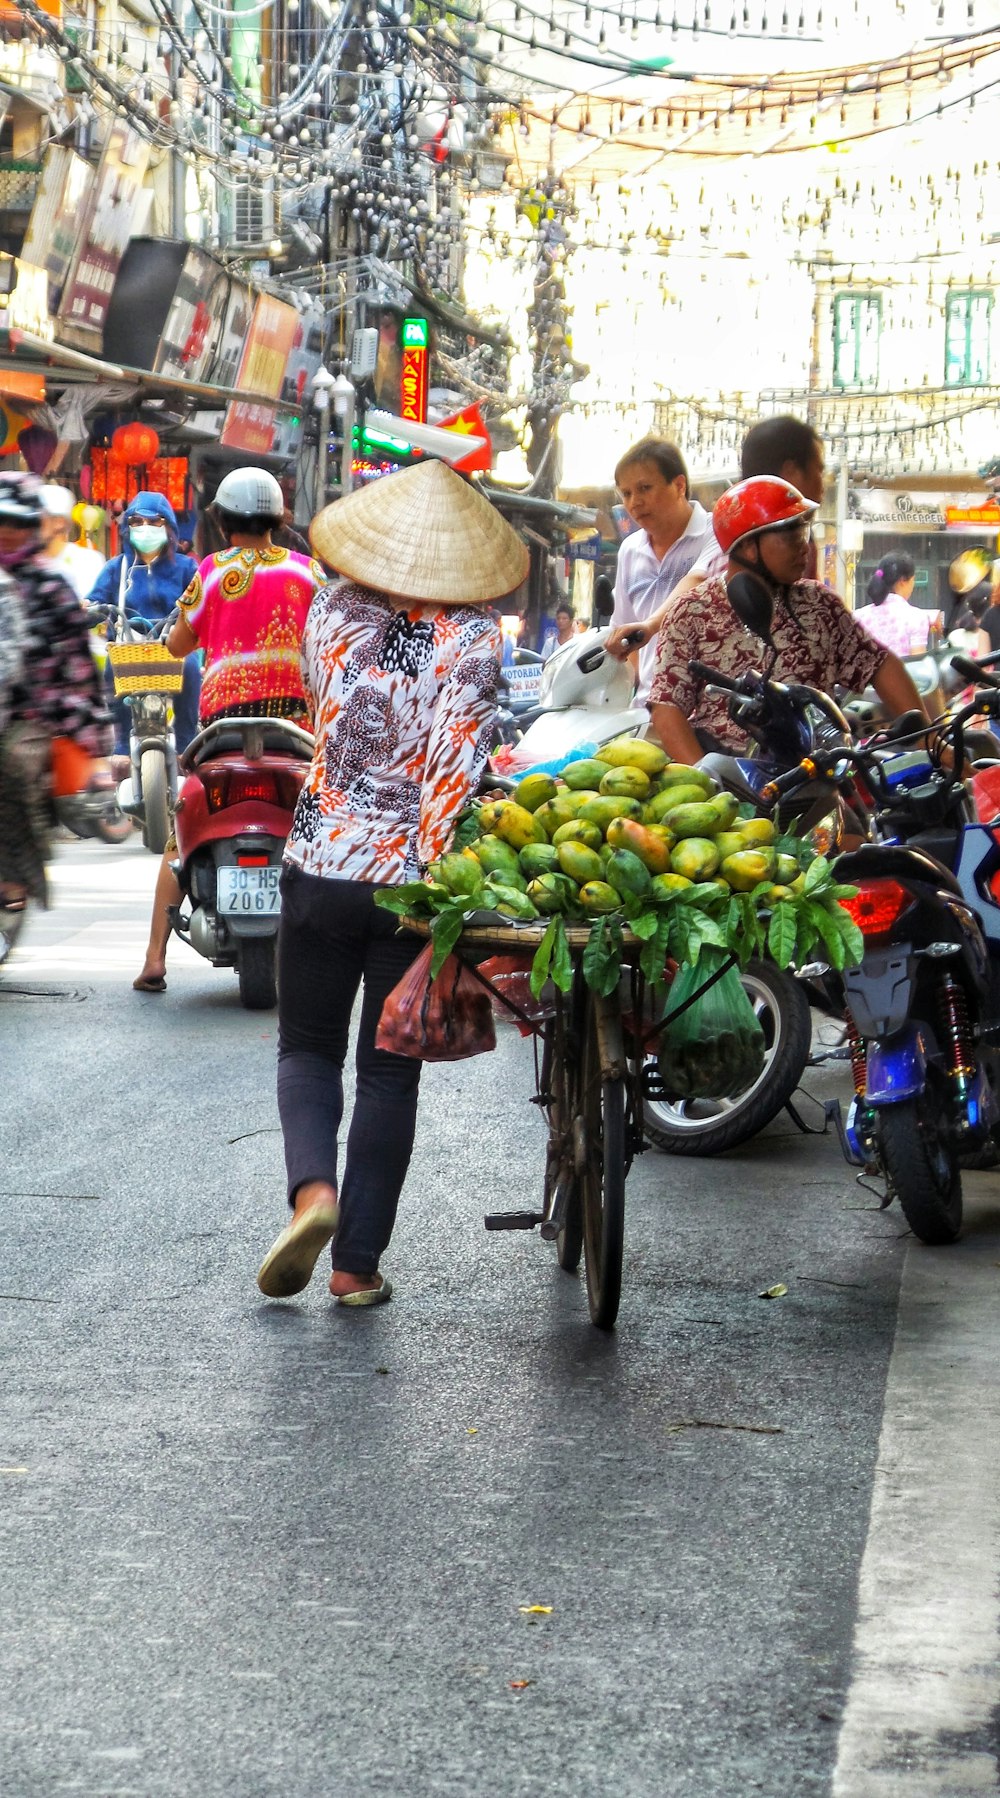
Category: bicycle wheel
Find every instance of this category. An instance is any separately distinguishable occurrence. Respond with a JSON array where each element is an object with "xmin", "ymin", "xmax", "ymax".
[
  {"xmin": 579, "ymin": 988, "xmax": 626, "ymax": 1330},
  {"xmin": 541, "ymin": 1000, "xmax": 583, "ymax": 1270}
]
